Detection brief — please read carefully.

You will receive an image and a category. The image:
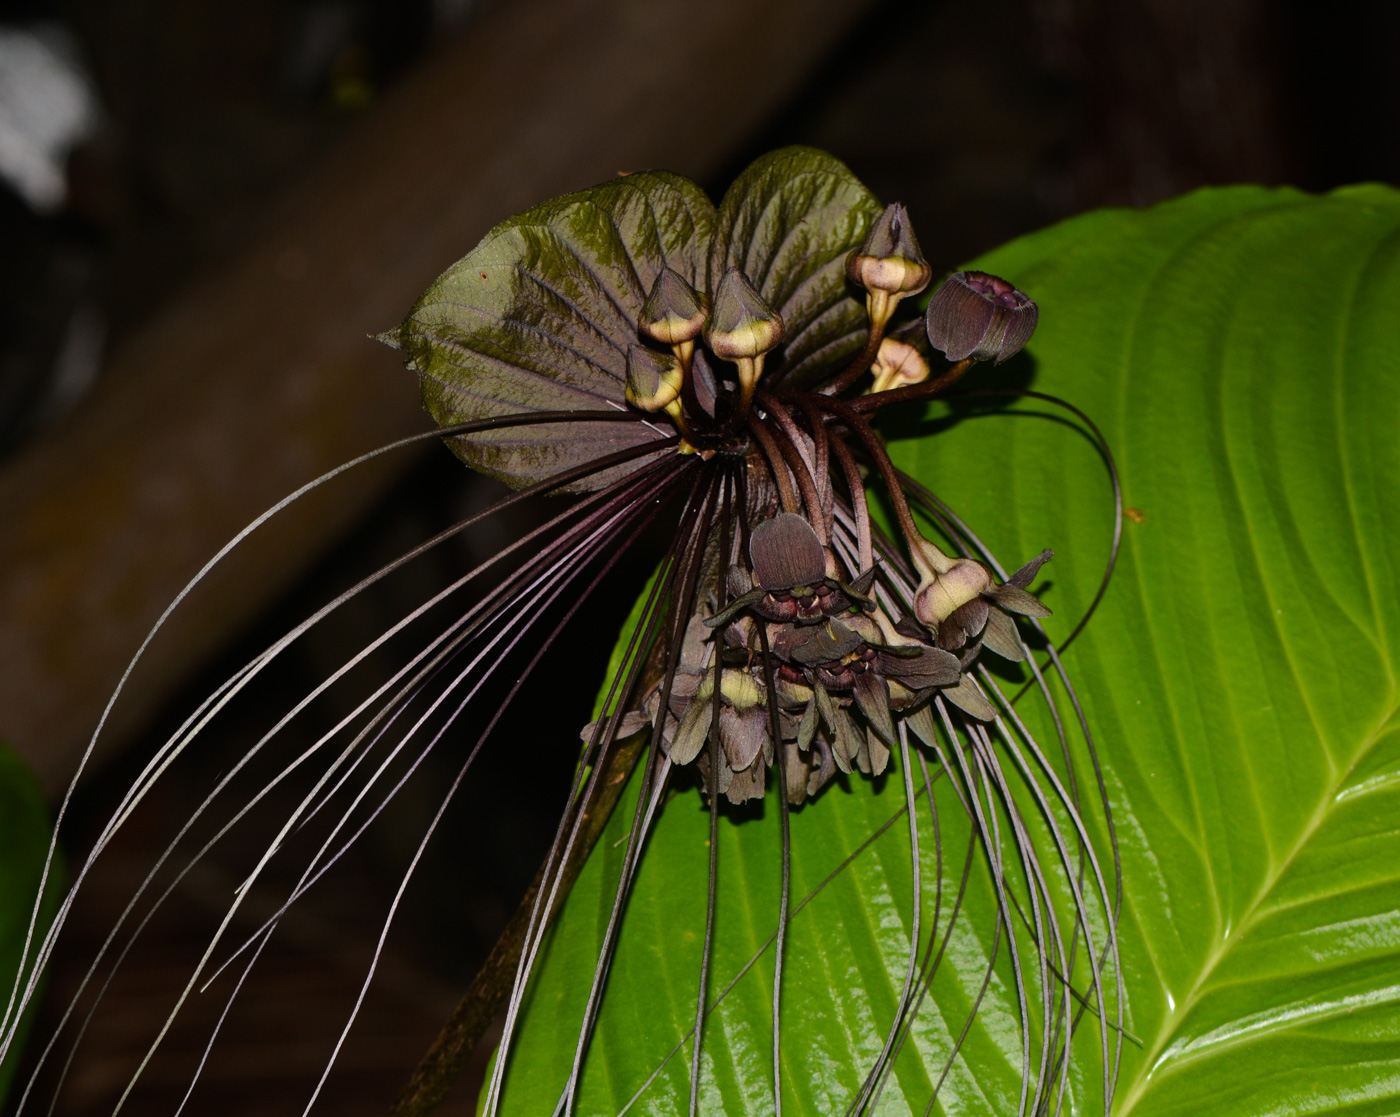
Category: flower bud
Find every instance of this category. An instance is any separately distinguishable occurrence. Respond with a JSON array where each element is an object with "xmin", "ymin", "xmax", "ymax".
[
  {"xmin": 704, "ymin": 268, "xmax": 783, "ymax": 412},
  {"xmin": 869, "ymin": 336, "xmax": 929, "ymax": 394},
  {"xmin": 925, "ymin": 270, "xmax": 1038, "ymax": 365},
  {"xmin": 906, "ymin": 530, "xmax": 955, "ymax": 580},
  {"xmin": 639, "ymin": 267, "xmax": 709, "ymax": 346},
  {"xmin": 704, "ymin": 268, "xmax": 783, "ymax": 360},
  {"xmin": 913, "ymin": 558, "xmax": 993, "ymax": 627},
  {"xmin": 846, "ymin": 203, "xmax": 932, "ymax": 336},
  {"xmin": 846, "ymin": 203, "xmax": 932, "ymax": 300},
  {"xmin": 624, "ymin": 344, "xmax": 683, "ymax": 413}
]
